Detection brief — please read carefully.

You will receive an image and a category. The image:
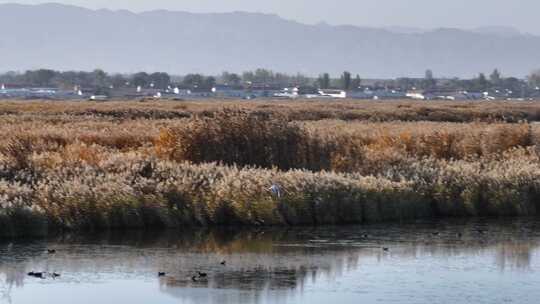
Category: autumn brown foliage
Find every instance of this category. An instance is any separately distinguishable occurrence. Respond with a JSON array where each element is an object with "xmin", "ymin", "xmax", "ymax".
[{"xmin": 0, "ymin": 99, "xmax": 539, "ymax": 237}]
